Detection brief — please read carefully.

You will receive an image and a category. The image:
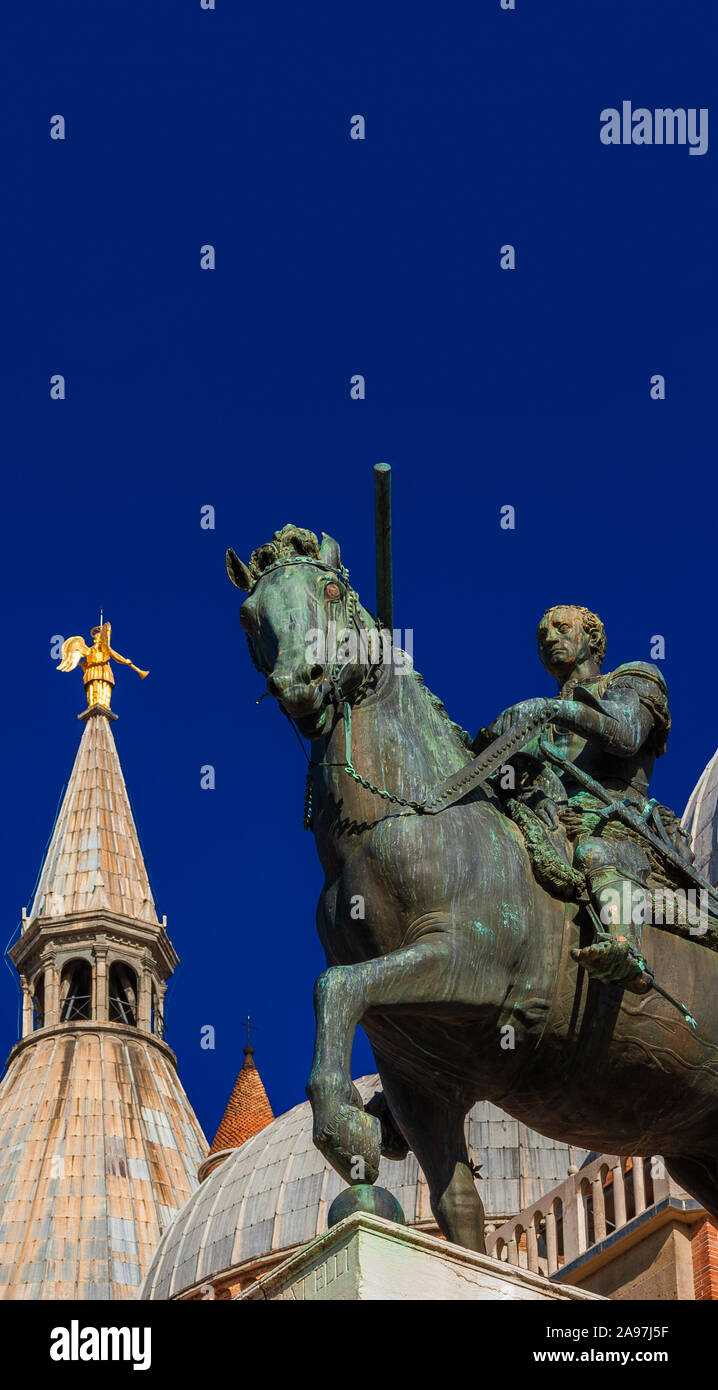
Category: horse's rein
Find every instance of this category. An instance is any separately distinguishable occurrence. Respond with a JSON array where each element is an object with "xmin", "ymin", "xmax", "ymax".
[
  {"xmin": 304, "ymin": 659, "xmax": 559, "ymax": 829},
  {"xmin": 244, "ymin": 556, "xmax": 556, "ymax": 827}
]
